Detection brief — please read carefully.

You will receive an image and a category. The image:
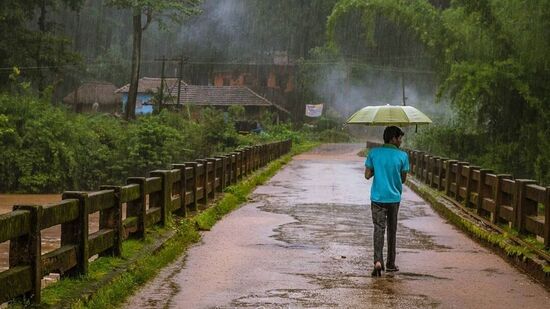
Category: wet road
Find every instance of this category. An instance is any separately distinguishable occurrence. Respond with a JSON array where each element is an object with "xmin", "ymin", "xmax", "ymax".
[{"xmin": 124, "ymin": 144, "xmax": 549, "ymax": 308}]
